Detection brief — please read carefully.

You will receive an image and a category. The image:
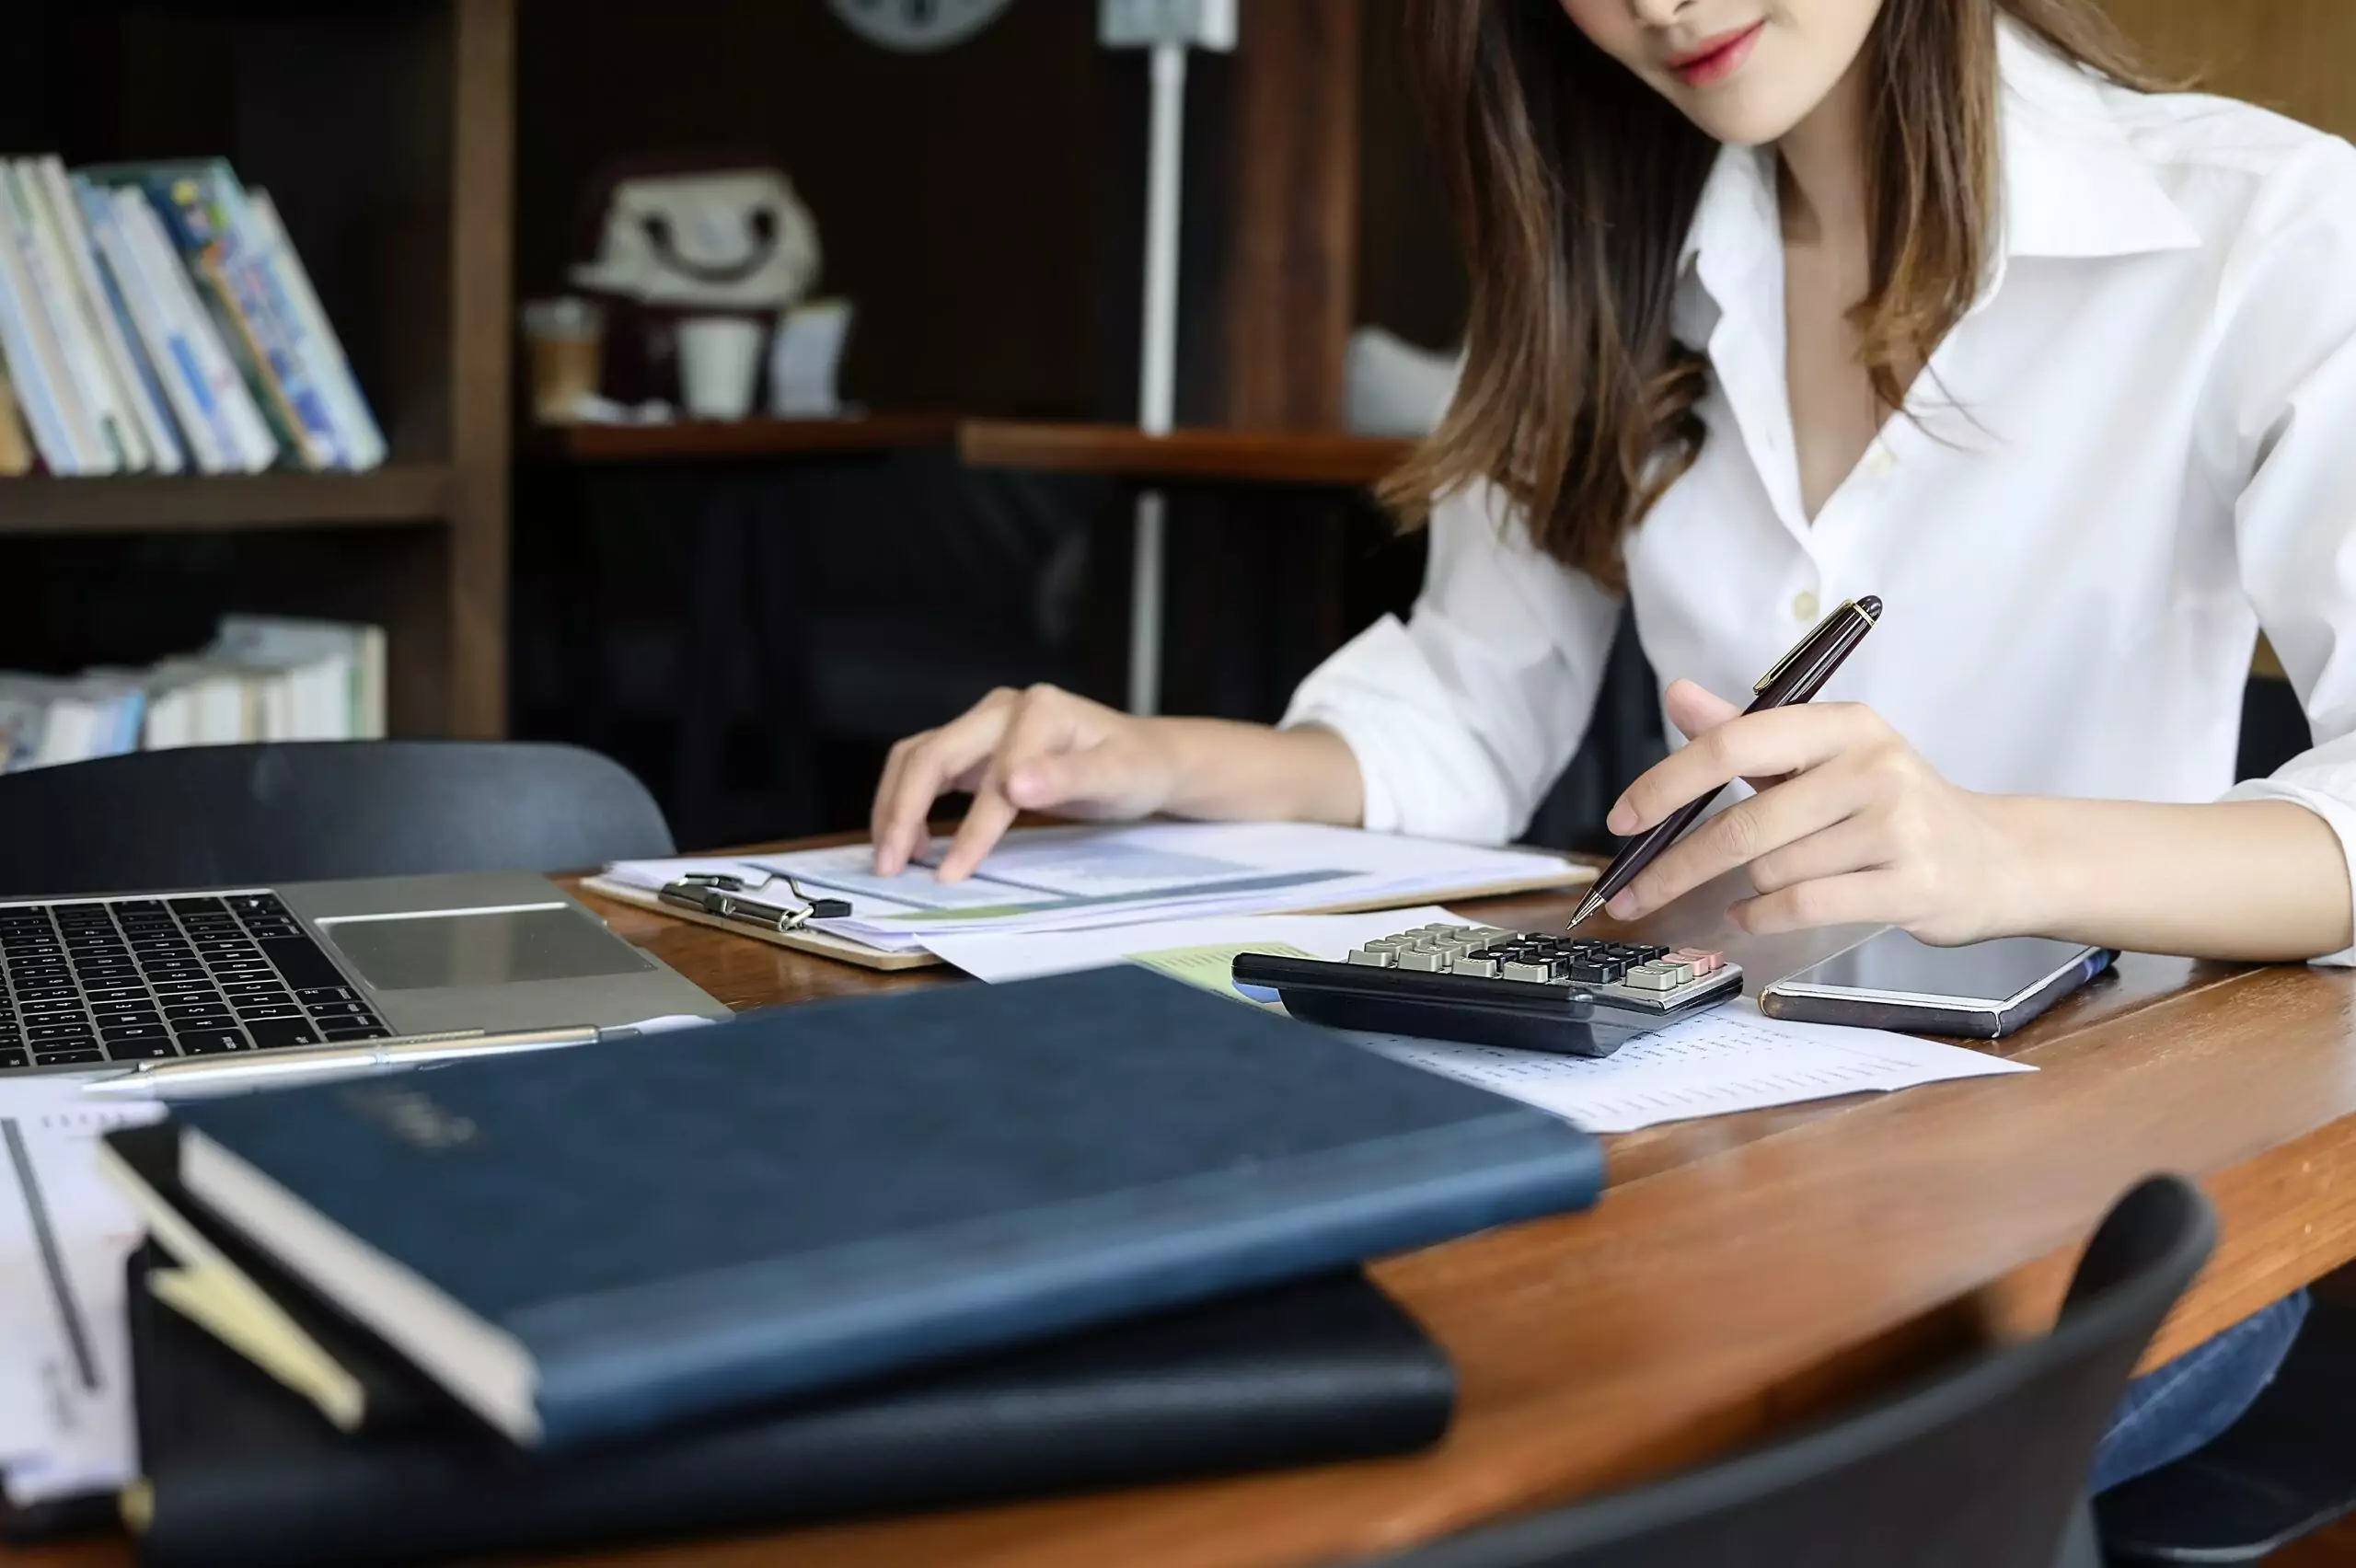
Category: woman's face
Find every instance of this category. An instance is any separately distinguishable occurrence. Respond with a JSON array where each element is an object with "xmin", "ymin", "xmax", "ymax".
[{"xmin": 1556, "ymin": 0, "xmax": 1886, "ymax": 145}]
